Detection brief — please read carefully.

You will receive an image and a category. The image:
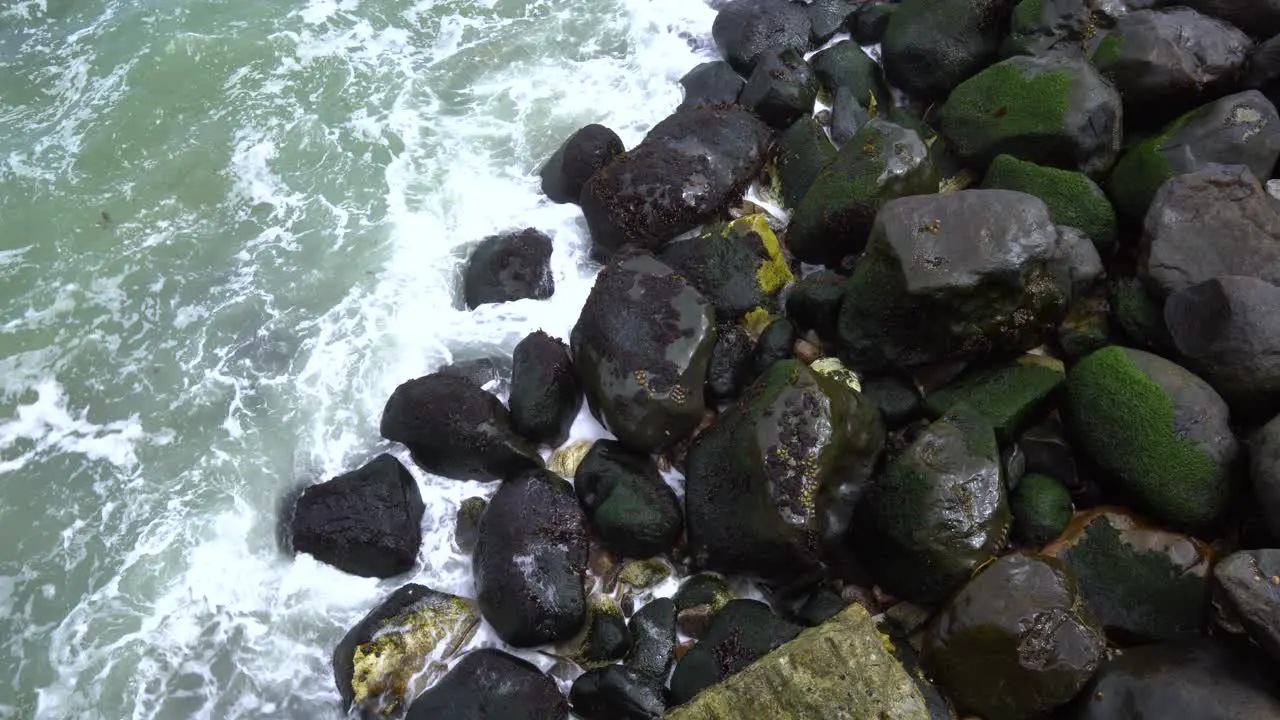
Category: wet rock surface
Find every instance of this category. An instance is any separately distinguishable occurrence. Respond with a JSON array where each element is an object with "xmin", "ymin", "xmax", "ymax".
[
  {"xmin": 657, "ymin": 214, "xmax": 793, "ymax": 325},
  {"xmin": 711, "ymin": 0, "xmax": 812, "ymax": 75},
  {"xmin": 881, "ymin": 0, "xmax": 1015, "ymax": 103},
  {"xmin": 404, "ymin": 648, "xmax": 568, "ymax": 720},
  {"xmin": 1213, "ymin": 549, "xmax": 1280, "ymax": 662},
  {"xmin": 626, "ymin": 596, "xmax": 677, "ymax": 679},
  {"xmin": 509, "ymin": 330, "xmax": 582, "ymax": 448},
  {"xmin": 539, "ymin": 124, "xmax": 624, "ymax": 205},
  {"xmin": 738, "ymin": 48, "xmax": 818, "ymax": 130},
  {"xmin": 668, "ymin": 599, "xmax": 803, "ymax": 705},
  {"xmin": 570, "ymin": 665, "xmax": 667, "ymax": 720},
  {"xmin": 574, "ymin": 439, "xmax": 682, "ymax": 560},
  {"xmin": 678, "ymin": 60, "xmax": 746, "ymax": 111},
  {"xmin": 463, "ymin": 228, "xmax": 555, "ymax": 309}
]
